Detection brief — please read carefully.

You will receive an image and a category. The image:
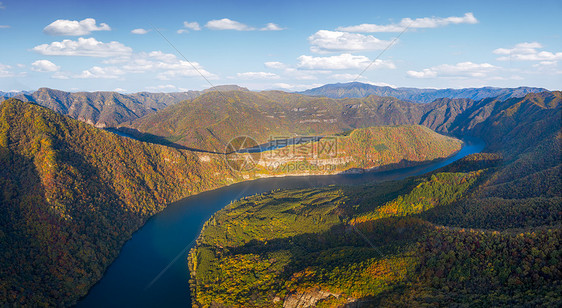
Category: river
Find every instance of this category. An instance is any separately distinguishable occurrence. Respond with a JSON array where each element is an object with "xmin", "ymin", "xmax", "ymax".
[{"xmin": 77, "ymin": 139, "xmax": 484, "ymax": 307}]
